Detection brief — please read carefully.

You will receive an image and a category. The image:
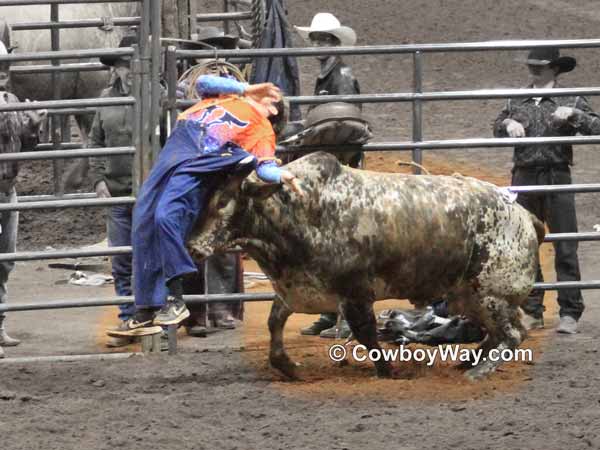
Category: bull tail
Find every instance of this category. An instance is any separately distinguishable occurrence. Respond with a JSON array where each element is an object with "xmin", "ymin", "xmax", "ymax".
[{"xmin": 530, "ymin": 213, "xmax": 546, "ymax": 245}]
